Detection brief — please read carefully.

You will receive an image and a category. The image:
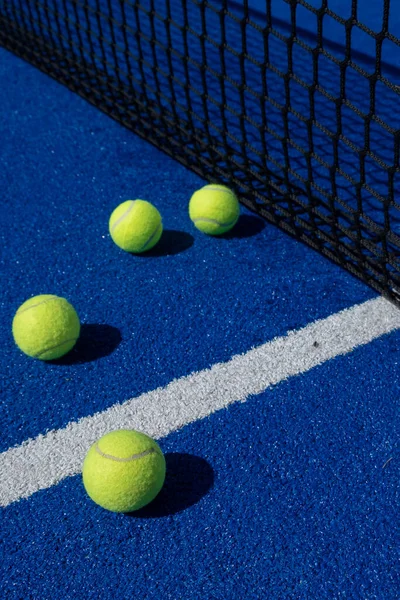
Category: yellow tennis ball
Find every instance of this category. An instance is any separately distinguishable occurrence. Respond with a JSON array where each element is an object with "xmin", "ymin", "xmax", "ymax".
[
  {"xmin": 82, "ymin": 429, "xmax": 166, "ymax": 513},
  {"xmin": 189, "ymin": 184, "xmax": 240, "ymax": 235},
  {"xmin": 109, "ymin": 199, "xmax": 163, "ymax": 253},
  {"xmin": 12, "ymin": 295, "xmax": 80, "ymax": 360}
]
